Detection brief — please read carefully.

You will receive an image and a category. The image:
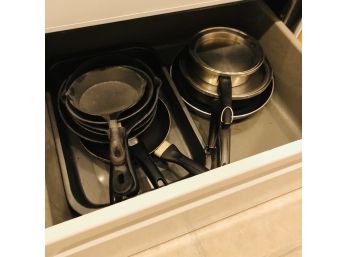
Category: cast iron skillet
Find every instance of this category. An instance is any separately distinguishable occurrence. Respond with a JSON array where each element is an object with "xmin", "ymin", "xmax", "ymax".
[{"xmin": 81, "ymin": 99, "xmax": 208, "ymax": 178}]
